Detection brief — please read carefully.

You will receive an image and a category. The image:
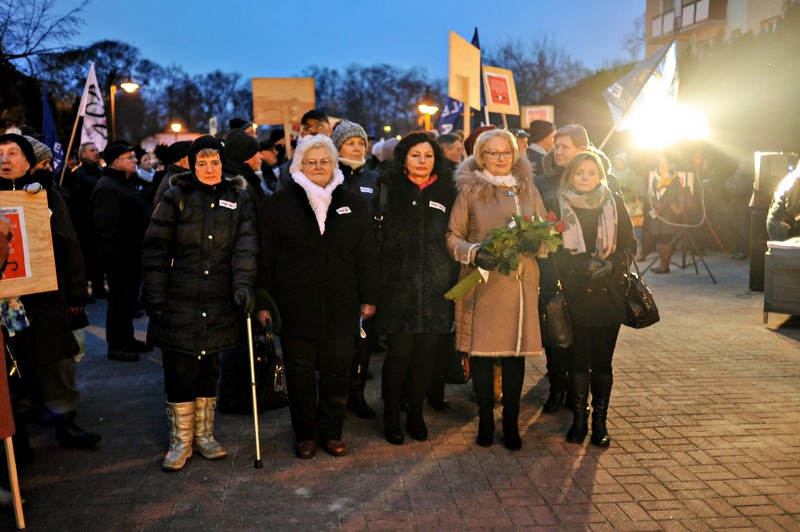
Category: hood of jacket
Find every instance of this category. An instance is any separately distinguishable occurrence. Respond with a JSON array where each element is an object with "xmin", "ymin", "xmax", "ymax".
[{"xmin": 453, "ymin": 155, "xmax": 534, "ymax": 202}]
